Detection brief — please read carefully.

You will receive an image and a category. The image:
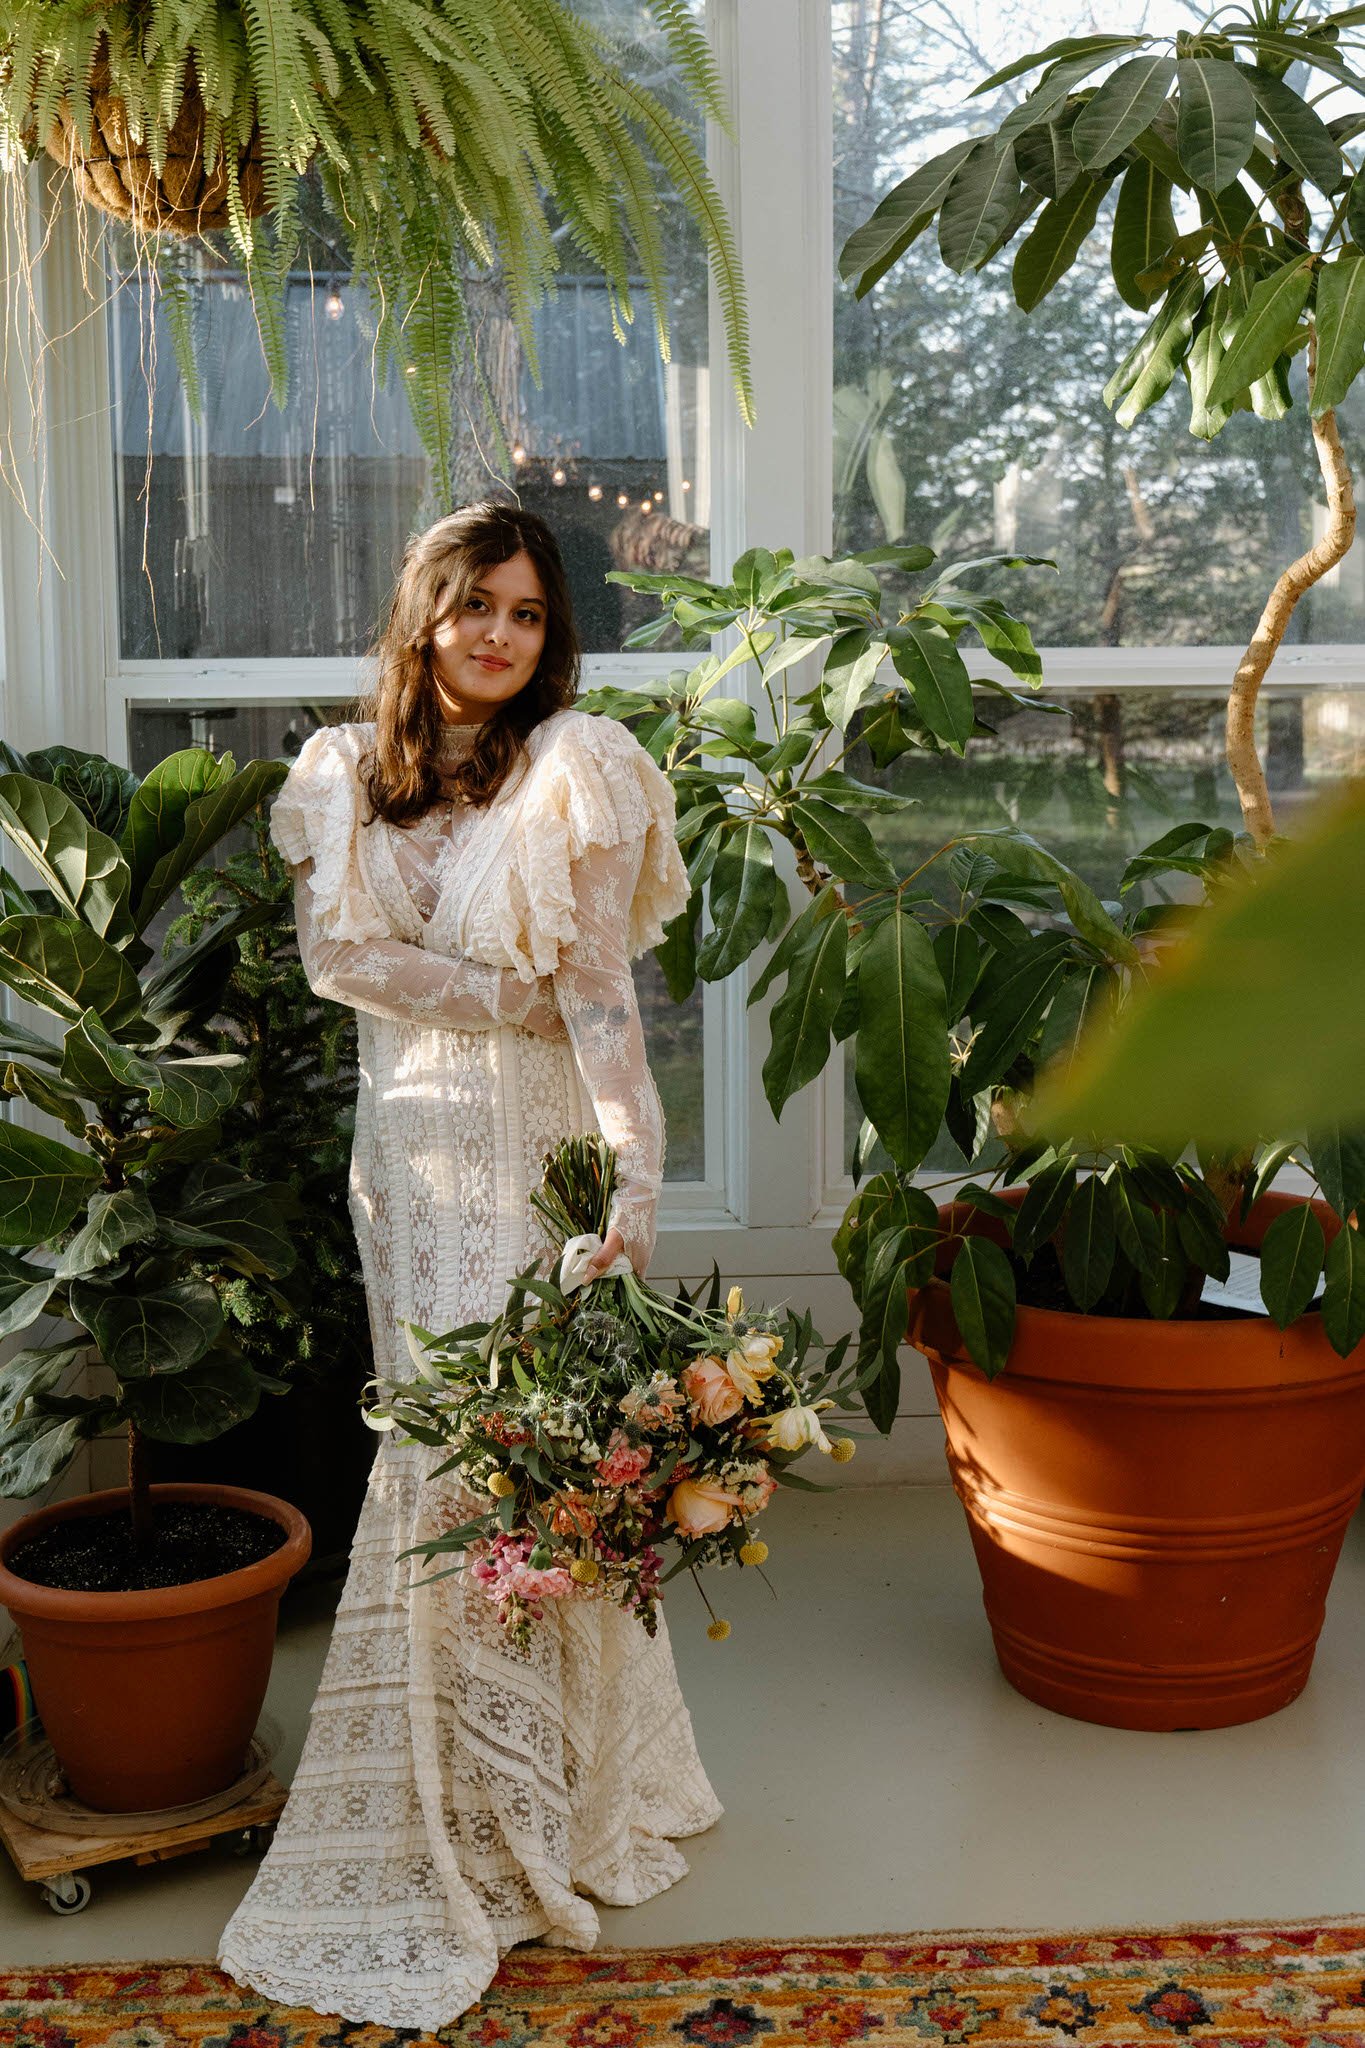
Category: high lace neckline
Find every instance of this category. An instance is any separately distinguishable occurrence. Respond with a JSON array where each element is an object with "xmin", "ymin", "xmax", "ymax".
[{"xmin": 437, "ymin": 721, "xmax": 483, "ymax": 758}]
